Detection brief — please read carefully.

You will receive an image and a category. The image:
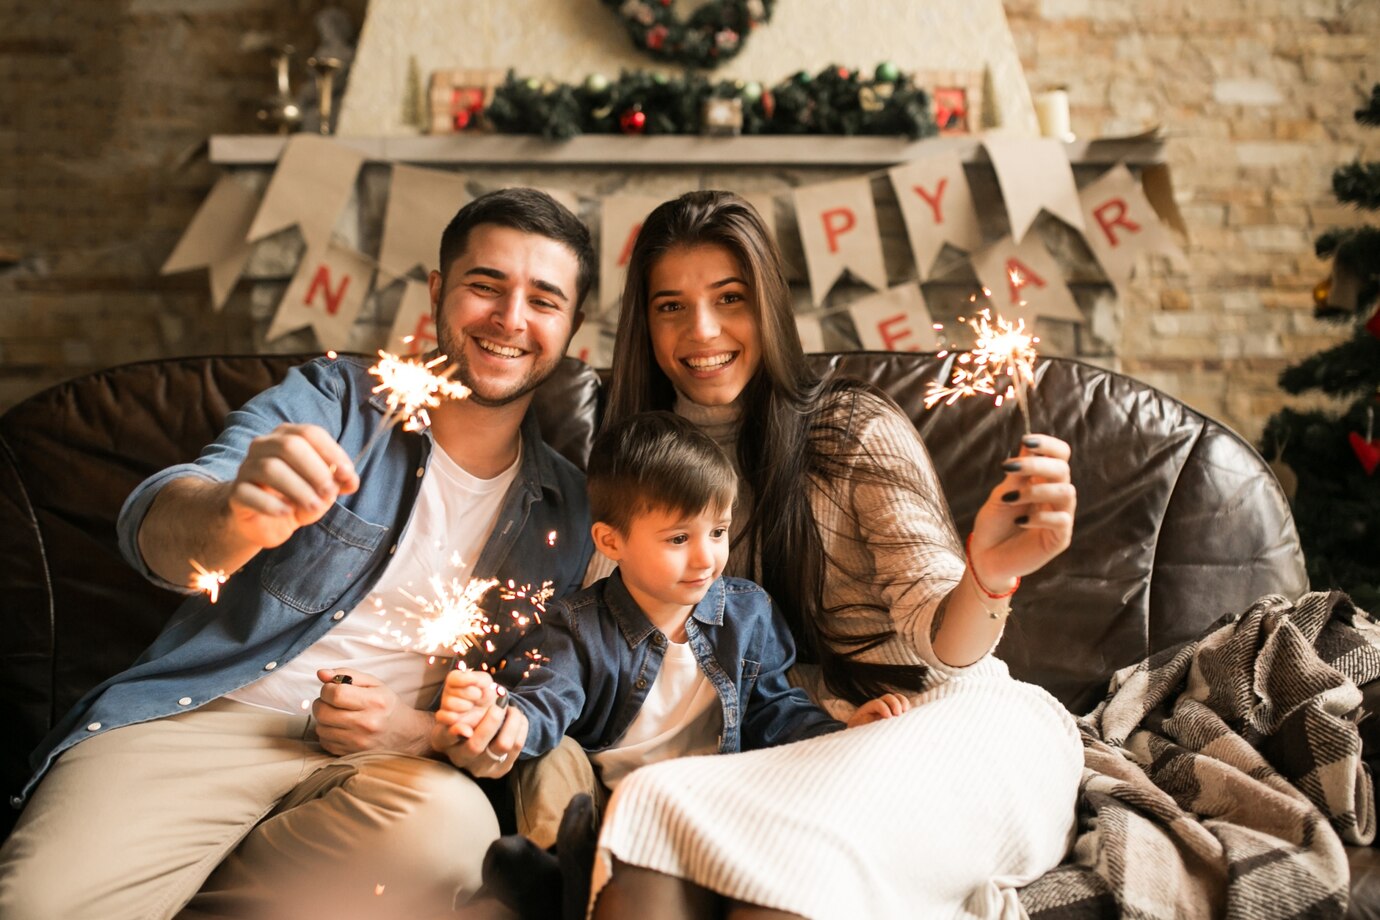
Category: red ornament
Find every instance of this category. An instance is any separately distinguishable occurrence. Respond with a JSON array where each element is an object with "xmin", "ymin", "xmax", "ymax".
[
  {"xmin": 760, "ymin": 89, "xmax": 775, "ymax": 119},
  {"xmin": 836, "ymin": 66, "xmax": 851, "ymax": 80},
  {"xmin": 1350, "ymin": 432, "xmax": 1380, "ymax": 475},
  {"xmin": 620, "ymin": 108, "xmax": 648, "ymax": 134},
  {"xmin": 1367, "ymin": 304, "xmax": 1380, "ymax": 339},
  {"xmin": 646, "ymin": 24, "xmax": 668, "ymax": 50}
]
